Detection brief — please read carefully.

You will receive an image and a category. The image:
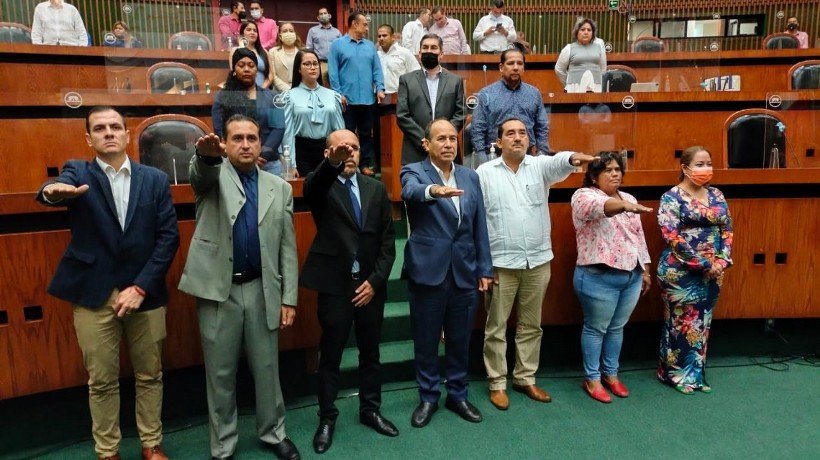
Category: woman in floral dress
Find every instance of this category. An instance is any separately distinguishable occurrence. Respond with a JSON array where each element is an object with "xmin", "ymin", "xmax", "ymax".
[{"xmin": 657, "ymin": 146, "xmax": 733, "ymax": 394}]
